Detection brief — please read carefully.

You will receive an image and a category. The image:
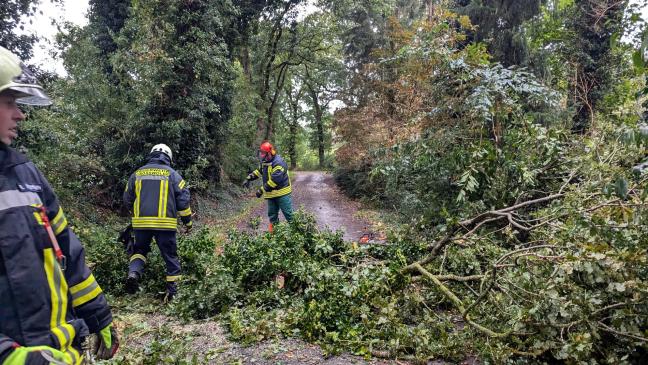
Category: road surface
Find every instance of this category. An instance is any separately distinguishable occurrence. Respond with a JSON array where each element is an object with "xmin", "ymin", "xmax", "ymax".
[{"xmin": 240, "ymin": 171, "xmax": 371, "ymax": 242}]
